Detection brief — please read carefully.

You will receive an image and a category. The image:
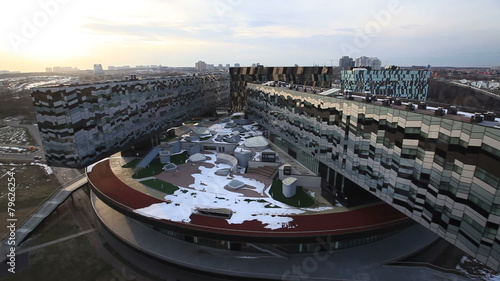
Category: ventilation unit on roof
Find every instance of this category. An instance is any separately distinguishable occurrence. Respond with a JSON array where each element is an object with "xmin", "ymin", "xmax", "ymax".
[
  {"xmin": 471, "ymin": 113, "xmax": 483, "ymax": 123},
  {"xmin": 434, "ymin": 107, "xmax": 445, "ymax": 116}
]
